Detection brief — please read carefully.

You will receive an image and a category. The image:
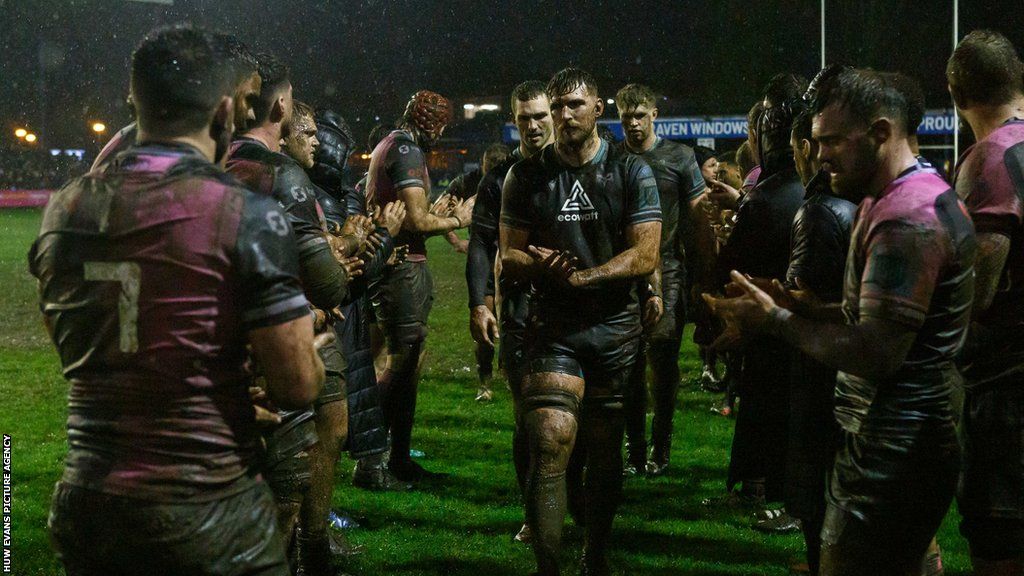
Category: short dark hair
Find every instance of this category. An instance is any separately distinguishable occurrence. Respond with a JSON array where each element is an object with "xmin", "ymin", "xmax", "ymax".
[
  {"xmin": 510, "ymin": 80, "xmax": 547, "ymax": 112},
  {"xmin": 292, "ymin": 100, "xmax": 314, "ymax": 122},
  {"xmin": 762, "ymin": 73, "xmax": 808, "ymax": 107},
  {"xmin": 717, "ymin": 150, "xmax": 737, "ymax": 165},
  {"xmin": 881, "ymin": 72, "xmax": 925, "ymax": 133},
  {"xmin": 368, "ymin": 122, "xmax": 393, "ymax": 150},
  {"xmin": 482, "ymin": 143, "xmax": 509, "ymax": 166},
  {"xmin": 791, "ymin": 107, "xmax": 814, "ymax": 142},
  {"xmin": 220, "ymin": 34, "xmax": 257, "ymax": 81},
  {"xmin": 130, "ymin": 23, "xmax": 240, "ymax": 136},
  {"xmin": 547, "ymin": 67, "xmax": 599, "ymax": 99},
  {"xmin": 615, "ymin": 83, "xmax": 657, "ymax": 111},
  {"xmin": 947, "ymin": 29, "xmax": 1024, "ymax": 106},
  {"xmin": 253, "ymin": 51, "xmax": 291, "ymax": 124},
  {"xmin": 811, "ymin": 68, "xmax": 909, "ymax": 133}
]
